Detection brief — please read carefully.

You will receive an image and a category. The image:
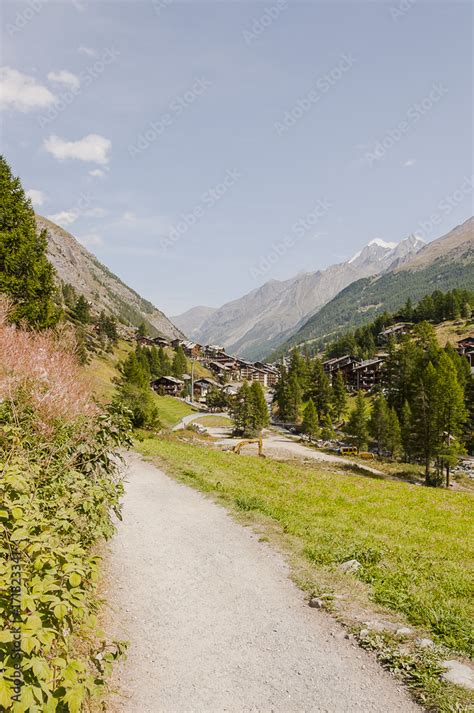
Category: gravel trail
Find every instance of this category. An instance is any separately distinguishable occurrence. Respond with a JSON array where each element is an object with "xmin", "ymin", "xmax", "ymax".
[{"xmin": 105, "ymin": 451, "xmax": 418, "ymax": 712}]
